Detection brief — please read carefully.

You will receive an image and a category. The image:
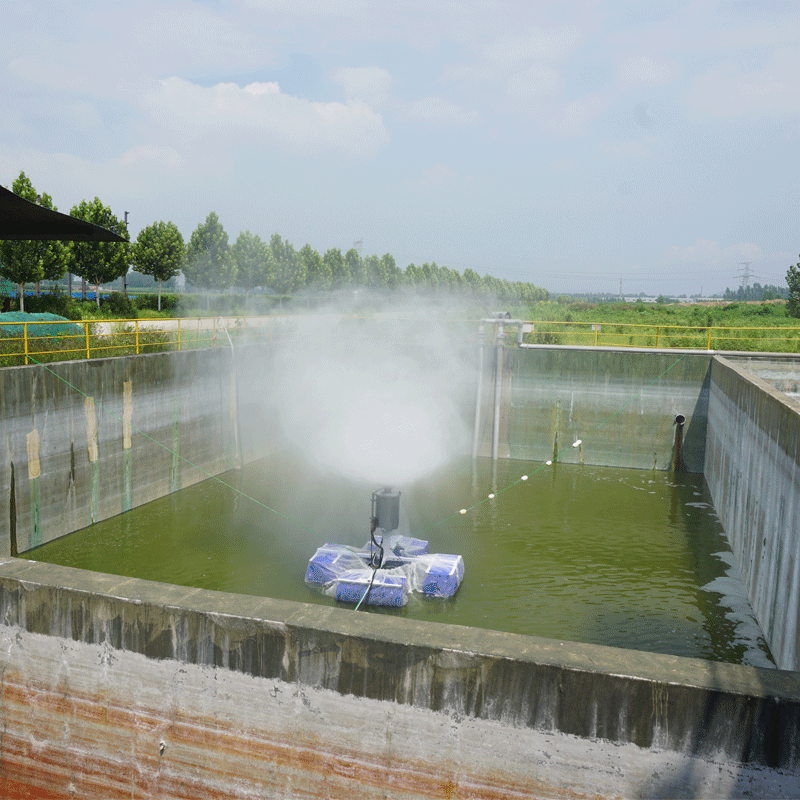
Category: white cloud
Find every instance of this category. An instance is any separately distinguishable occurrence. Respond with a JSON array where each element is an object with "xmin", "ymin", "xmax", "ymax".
[
  {"xmin": 482, "ymin": 26, "xmax": 583, "ymax": 69},
  {"xmin": 507, "ymin": 64, "xmax": 563, "ymax": 103},
  {"xmin": 117, "ymin": 144, "xmax": 186, "ymax": 172},
  {"xmin": 615, "ymin": 55, "xmax": 680, "ymax": 89},
  {"xmin": 63, "ymin": 101, "xmax": 102, "ymax": 131},
  {"xmin": 406, "ymin": 96, "xmax": 479, "ymax": 127},
  {"xmin": 598, "ymin": 137, "xmax": 658, "ymax": 158},
  {"xmin": 413, "ymin": 164, "xmax": 461, "ymax": 190},
  {"xmin": 544, "ymin": 92, "xmax": 608, "ymax": 135},
  {"xmin": 550, "ymin": 157, "xmax": 579, "ymax": 172},
  {"xmin": 141, "ymin": 77, "xmax": 390, "ymax": 157},
  {"xmin": 331, "ymin": 66, "xmax": 392, "ymax": 105},
  {"xmin": 688, "ymin": 47, "xmax": 800, "ymax": 117}
]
